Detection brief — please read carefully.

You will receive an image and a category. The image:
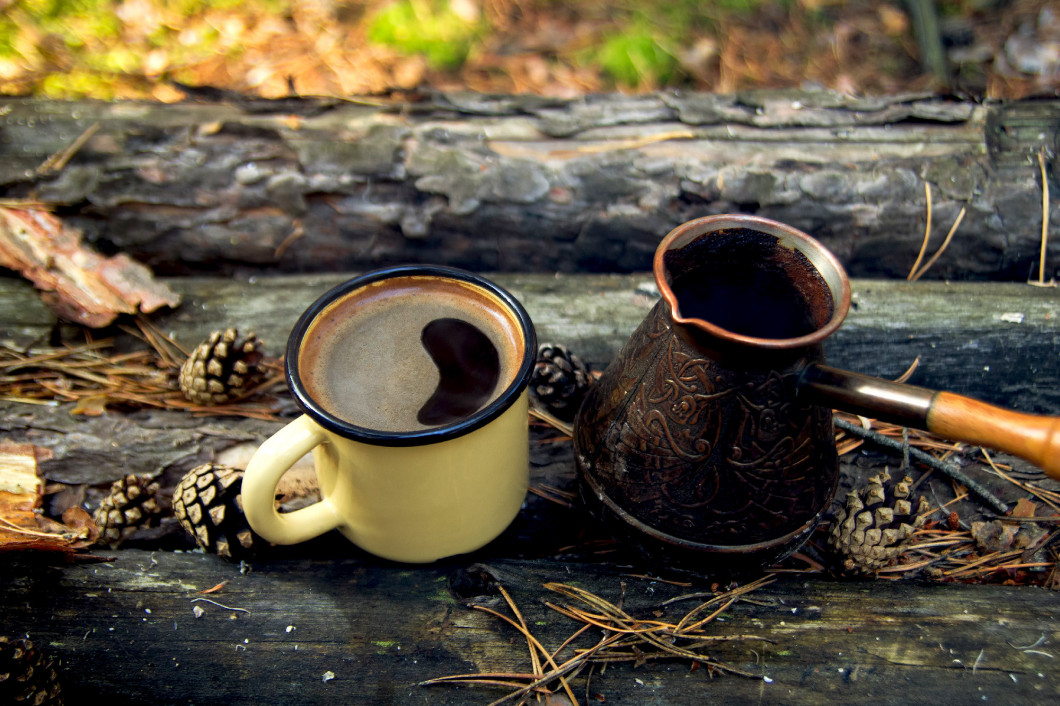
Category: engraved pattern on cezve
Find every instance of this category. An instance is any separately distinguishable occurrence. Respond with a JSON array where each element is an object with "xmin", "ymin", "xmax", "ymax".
[
  {"xmin": 580, "ymin": 321, "xmax": 837, "ymax": 546},
  {"xmin": 575, "ymin": 302, "xmax": 673, "ymax": 461}
]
